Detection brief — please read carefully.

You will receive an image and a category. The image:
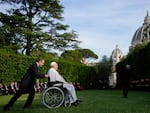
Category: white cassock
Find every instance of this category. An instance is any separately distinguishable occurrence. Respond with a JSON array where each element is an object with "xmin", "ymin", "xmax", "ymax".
[{"xmin": 48, "ymin": 68, "xmax": 77, "ymax": 103}]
